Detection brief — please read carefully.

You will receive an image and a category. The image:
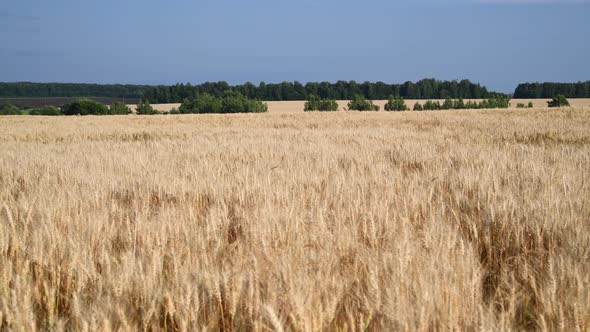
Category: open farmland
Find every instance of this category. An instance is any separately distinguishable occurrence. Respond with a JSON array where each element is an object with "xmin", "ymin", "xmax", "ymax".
[
  {"xmin": 1, "ymin": 107, "xmax": 590, "ymax": 331},
  {"xmin": 131, "ymin": 98, "xmax": 590, "ymax": 113}
]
